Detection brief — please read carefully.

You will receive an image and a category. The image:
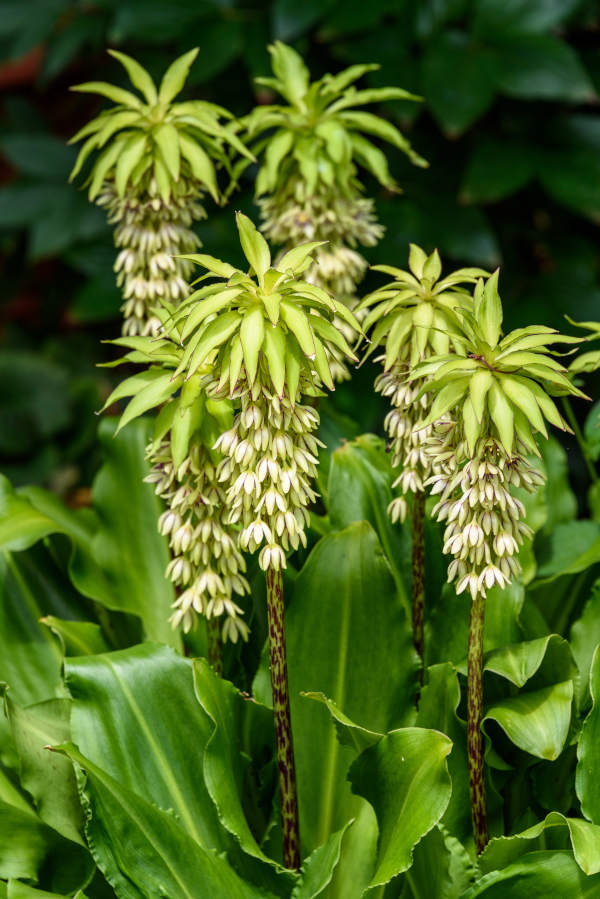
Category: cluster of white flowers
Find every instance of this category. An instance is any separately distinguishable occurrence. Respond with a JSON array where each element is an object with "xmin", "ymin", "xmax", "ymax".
[
  {"xmin": 260, "ymin": 187, "xmax": 383, "ymax": 382},
  {"xmin": 425, "ymin": 422, "xmax": 545, "ymax": 600},
  {"xmin": 144, "ymin": 436, "xmax": 250, "ymax": 642},
  {"xmin": 212, "ymin": 377, "xmax": 321, "ymax": 572},
  {"xmin": 97, "ymin": 175, "xmax": 205, "ymax": 336},
  {"xmin": 375, "ymin": 358, "xmax": 435, "ymax": 524}
]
